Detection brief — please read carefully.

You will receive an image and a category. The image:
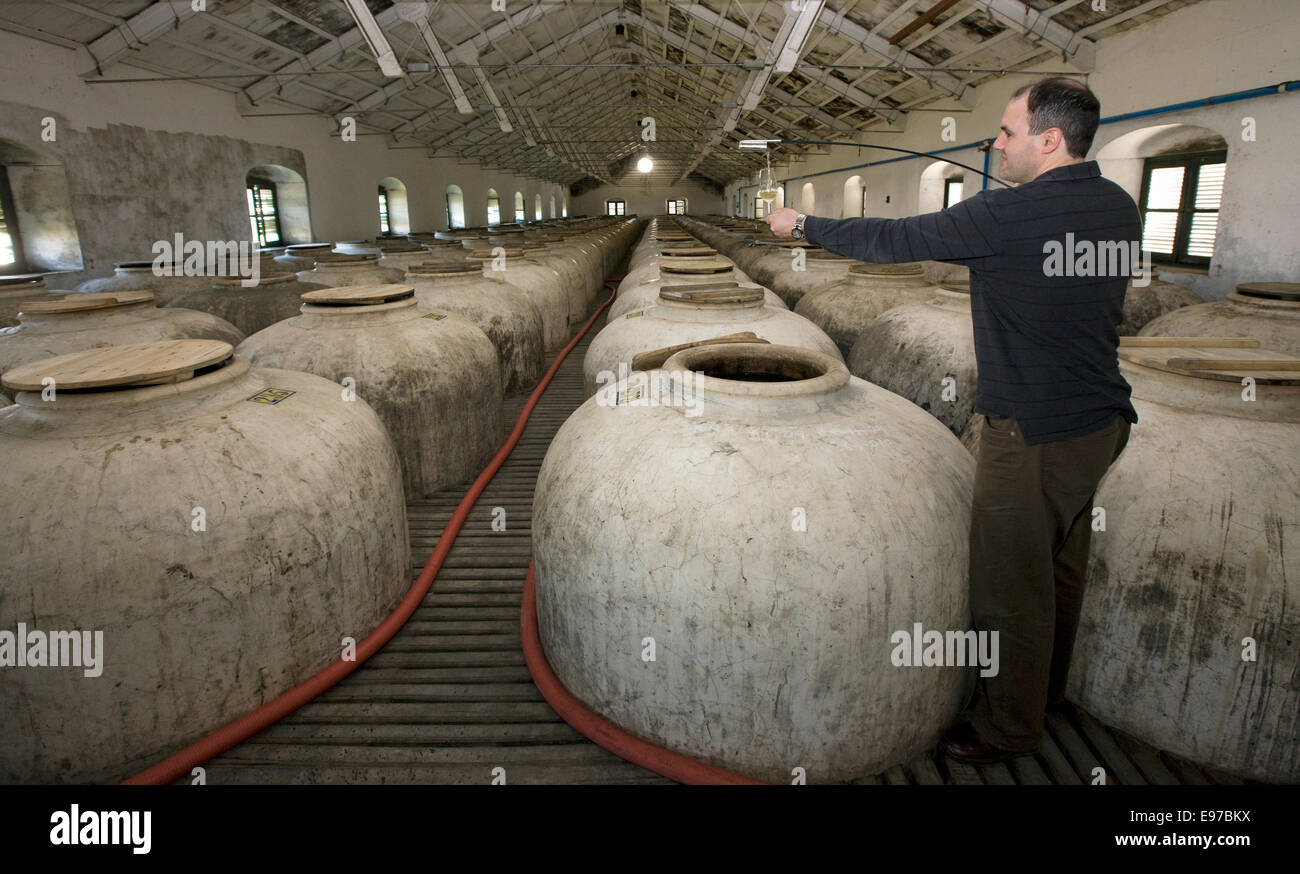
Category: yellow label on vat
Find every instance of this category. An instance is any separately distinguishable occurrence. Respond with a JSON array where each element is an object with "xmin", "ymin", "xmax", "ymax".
[
  {"xmin": 615, "ymin": 385, "xmax": 644, "ymax": 405},
  {"xmin": 247, "ymin": 388, "xmax": 296, "ymax": 405},
  {"xmin": 423, "ymin": 312, "xmax": 448, "ymax": 320},
  {"xmin": 625, "ymin": 311, "xmax": 644, "ymax": 319}
]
